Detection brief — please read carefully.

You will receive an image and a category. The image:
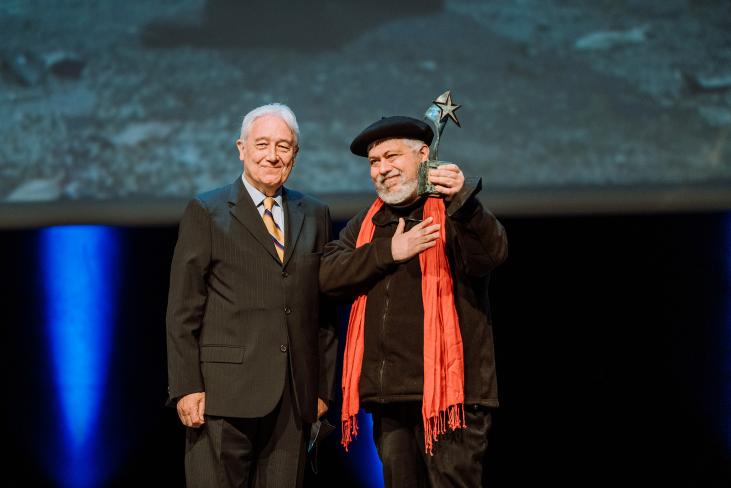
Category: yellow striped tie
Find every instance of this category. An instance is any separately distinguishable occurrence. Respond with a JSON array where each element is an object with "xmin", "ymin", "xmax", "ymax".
[{"xmin": 262, "ymin": 196, "xmax": 285, "ymax": 262}]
